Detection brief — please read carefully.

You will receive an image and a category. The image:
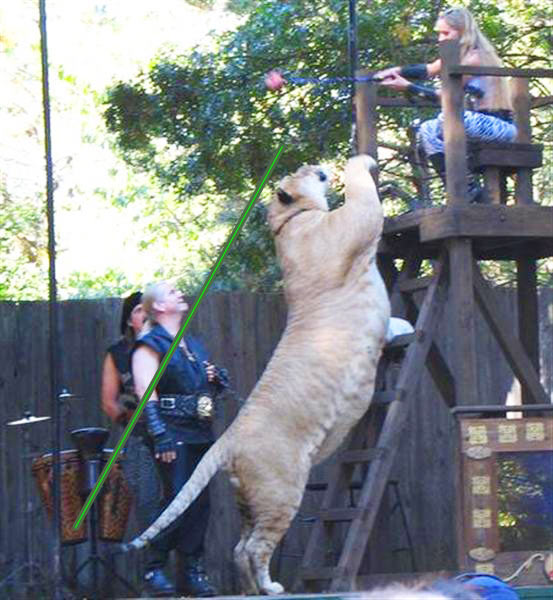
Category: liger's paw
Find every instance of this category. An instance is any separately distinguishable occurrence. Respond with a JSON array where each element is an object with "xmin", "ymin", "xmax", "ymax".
[
  {"xmin": 262, "ymin": 581, "xmax": 285, "ymax": 595},
  {"xmin": 347, "ymin": 154, "xmax": 377, "ymax": 176}
]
